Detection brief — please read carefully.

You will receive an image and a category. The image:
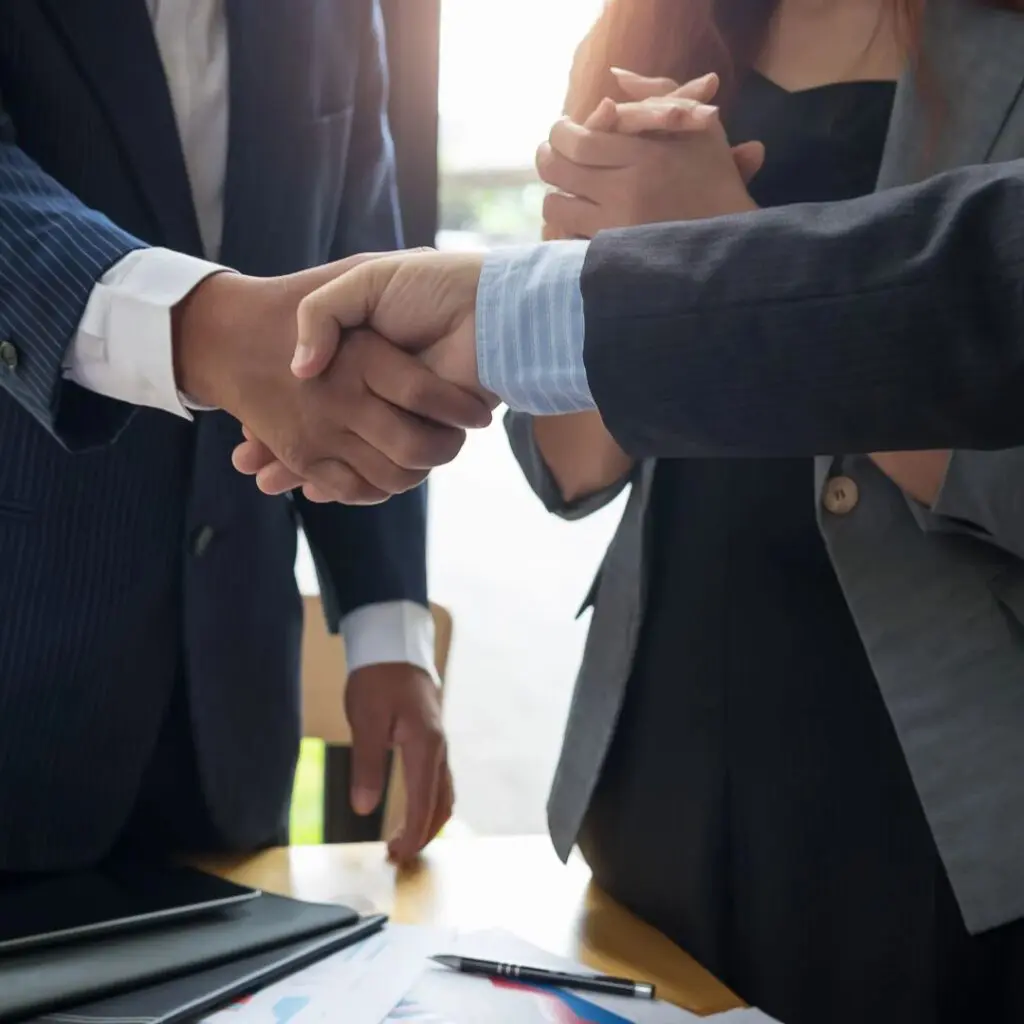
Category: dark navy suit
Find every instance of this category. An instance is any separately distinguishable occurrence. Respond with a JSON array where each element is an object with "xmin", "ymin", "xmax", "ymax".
[{"xmin": 0, "ymin": 0, "xmax": 426, "ymax": 869}]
